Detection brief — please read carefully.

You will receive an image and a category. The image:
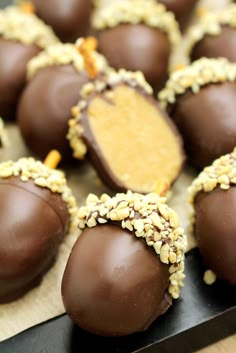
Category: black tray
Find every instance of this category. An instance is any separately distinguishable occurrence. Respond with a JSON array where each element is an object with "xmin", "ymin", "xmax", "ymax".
[{"xmin": 1, "ymin": 248, "xmax": 235, "ymax": 353}]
